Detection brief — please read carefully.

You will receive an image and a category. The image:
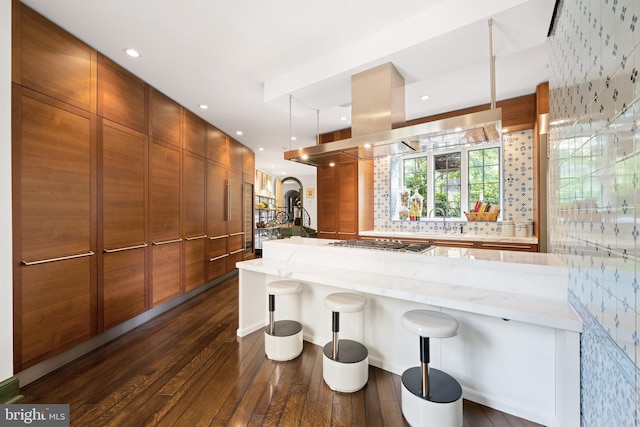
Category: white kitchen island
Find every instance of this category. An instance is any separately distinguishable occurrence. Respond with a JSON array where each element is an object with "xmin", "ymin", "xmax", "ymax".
[{"xmin": 236, "ymin": 238, "xmax": 581, "ymax": 427}]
